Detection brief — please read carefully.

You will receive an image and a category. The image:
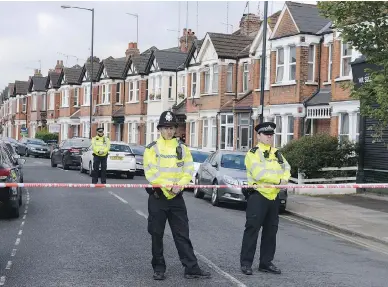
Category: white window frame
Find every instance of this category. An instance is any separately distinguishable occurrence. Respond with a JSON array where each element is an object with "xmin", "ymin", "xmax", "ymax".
[
  {"xmin": 32, "ymin": 94, "xmax": 38, "ymax": 110},
  {"xmin": 41, "ymin": 93, "xmax": 47, "ymax": 111},
  {"xmin": 202, "ymin": 119, "xmax": 208, "ymax": 147},
  {"xmin": 16, "ymin": 98, "xmax": 19, "ymax": 113},
  {"xmin": 276, "ymin": 48, "xmax": 284, "ymax": 83},
  {"xmin": 181, "ymin": 75, "xmax": 186, "ymax": 95},
  {"xmin": 289, "ymin": 46, "xmax": 296, "ymax": 81},
  {"xmin": 236, "ymin": 113, "xmax": 252, "ymax": 150},
  {"xmin": 103, "ymin": 84, "xmax": 110, "ymax": 104},
  {"xmin": 168, "ymin": 76, "xmax": 173, "ymax": 99},
  {"xmin": 204, "ymin": 68, "xmax": 210, "ymax": 93},
  {"xmin": 22, "ymin": 98, "xmax": 27, "ymax": 112},
  {"xmin": 243, "ymin": 62, "xmax": 249, "ymax": 92},
  {"xmin": 286, "ymin": 115, "xmax": 294, "ymax": 144},
  {"xmin": 73, "ymin": 88, "xmax": 79, "ymax": 107},
  {"xmin": 190, "ymin": 121, "xmax": 197, "ymax": 147},
  {"xmin": 274, "ymin": 115, "xmax": 282, "ymax": 148},
  {"xmin": 83, "ymin": 122, "xmax": 90, "ymax": 138},
  {"xmin": 134, "ymin": 81, "xmax": 139, "ymax": 102},
  {"xmin": 211, "ymin": 118, "xmax": 217, "ymax": 148},
  {"xmin": 258, "ymin": 56, "xmax": 271, "ymax": 90},
  {"xmin": 226, "ymin": 64, "xmax": 233, "ymax": 92},
  {"xmin": 212, "ymin": 64, "xmax": 218, "ymax": 93},
  {"xmin": 327, "ymin": 43, "xmax": 333, "ymax": 82},
  {"xmin": 191, "ymin": 72, "xmax": 197, "ymax": 97},
  {"xmin": 128, "ymin": 122, "xmax": 133, "ymax": 143},
  {"xmin": 341, "ymin": 42, "xmax": 352, "ymax": 78},
  {"xmin": 49, "ymin": 92, "xmax": 55, "ymax": 110},
  {"xmin": 338, "ymin": 113, "xmax": 350, "ymax": 143},
  {"xmin": 307, "ymin": 45, "xmax": 315, "ymax": 82},
  {"xmin": 83, "ymin": 84, "xmax": 90, "ymax": 106},
  {"xmin": 116, "ymin": 82, "xmax": 121, "ymax": 104},
  {"xmin": 220, "ymin": 114, "xmax": 234, "ymax": 150}
]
